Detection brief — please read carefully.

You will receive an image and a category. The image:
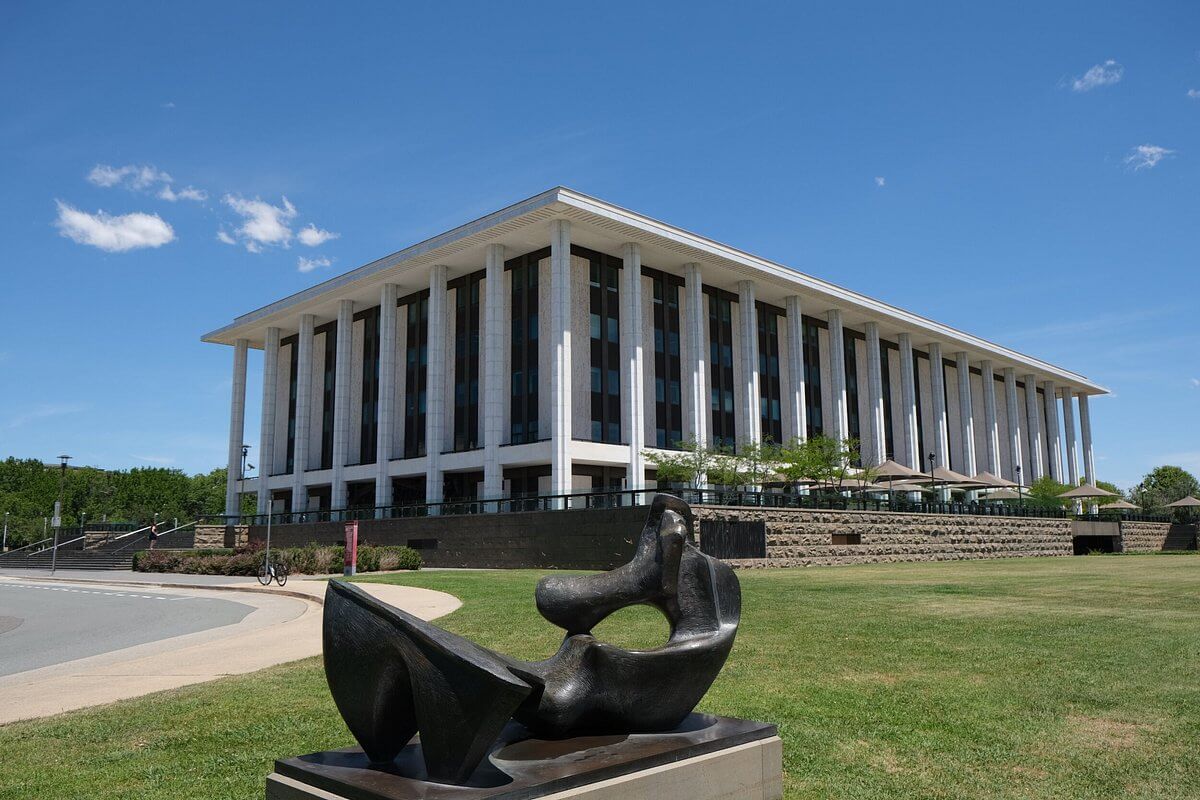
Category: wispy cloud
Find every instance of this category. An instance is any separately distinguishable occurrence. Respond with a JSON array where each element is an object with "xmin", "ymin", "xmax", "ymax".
[
  {"xmin": 298, "ymin": 255, "xmax": 333, "ymax": 273},
  {"xmin": 1188, "ymin": 89, "xmax": 1200, "ymax": 99},
  {"xmin": 158, "ymin": 184, "xmax": 207, "ymax": 203},
  {"xmin": 222, "ymin": 194, "xmax": 297, "ymax": 252},
  {"xmin": 131, "ymin": 453, "xmax": 176, "ymax": 465},
  {"xmin": 874, "ymin": 176, "xmax": 886, "ymax": 188},
  {"xmin": 297, "ymin": 224, "xmax": 339, "ymax": 247},
  {"xmin": 216, "ymin": 230, "xmax": 236, "ymax": 245},
  {"xmin": 1001, "ymin": 306, "xmax": 1179, "ymax": 342},
  {"xmin": 1190, "ymin": 378, "xmax": 1200, "ymax": 388},
  {"xmin": 1070, "ymin": 60, "xmax": 1123, "ymax": 92},
  {"xmin": 7, "ymin": 403, "xmax": 86, "ymax": 429},
  {"xmin": 1125, "ymin": 144, "xmax": 1174, "ymax": 170},
  {"xmin": 54, "ymin": 201, "xmax": 175, "ymax": 252},
  {"xmin": 87, "ymin": 163, "xmax": 206, "ymax": 203}
]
